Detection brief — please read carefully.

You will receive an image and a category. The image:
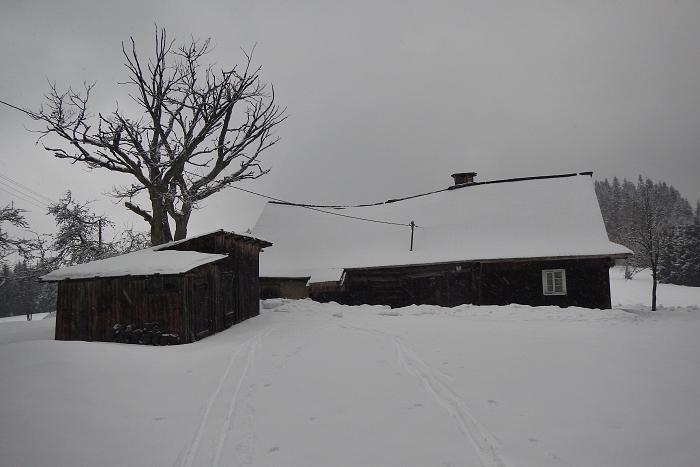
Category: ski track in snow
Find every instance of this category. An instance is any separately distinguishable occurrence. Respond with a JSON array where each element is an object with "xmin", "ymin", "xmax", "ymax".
[
  {"xmin": 177, "ymin": 327, "xmax": 273, "ymax": 467},
  {"xmin": 213, "ymin": 329, "xmax": 267, "ymax": 467},
  {"xmin": 340, "ymin": 323, "xmax": 516, "ymax": 467},
  {"xmin": 392, "ymin": 335, "xmax": 517, "ymax": 467}
]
